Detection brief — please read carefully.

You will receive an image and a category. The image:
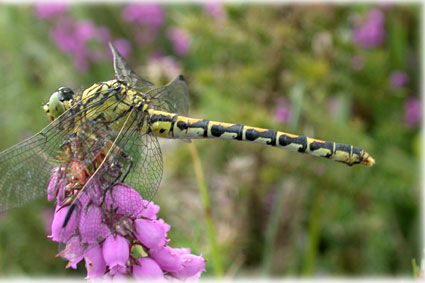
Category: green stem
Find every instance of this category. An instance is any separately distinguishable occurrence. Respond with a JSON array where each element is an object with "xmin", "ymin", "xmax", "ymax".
[
  {"xmin": 260, "ymin": 181, "xmax": 287, "ymax": 276},
  {"xmin": 412, "ymin": 258, "xmax": 419, "ymax": 278},
  {"xmin": 188, "ymin": 142, "xmax": 224, "ymax": 277},
  {"xmin": 301, "ymin": 190, "xmax": 324, "ymax": 275}
]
